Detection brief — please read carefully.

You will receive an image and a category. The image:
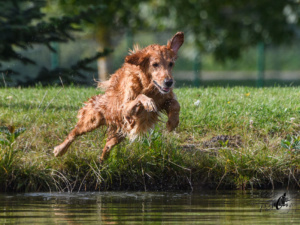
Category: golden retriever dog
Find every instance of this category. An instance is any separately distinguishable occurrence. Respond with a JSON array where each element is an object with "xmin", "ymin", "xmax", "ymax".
[{"xmin": 53, "ymin": 32, "xmax": 184, "ymax": 162}]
